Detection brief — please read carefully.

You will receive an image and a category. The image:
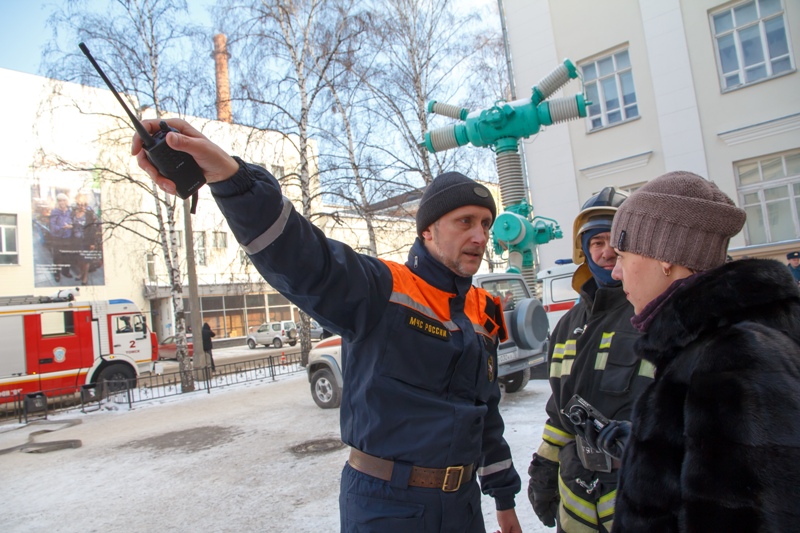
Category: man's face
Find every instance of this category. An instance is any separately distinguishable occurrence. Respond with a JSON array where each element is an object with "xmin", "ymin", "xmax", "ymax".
[
  {"xmin": 587, "ymin": 231, "xmax": 616, "ymax": 270},
  {"xmin": 57, "ymin": 198, "xmax": 68, "ymax": 210},
  {"xmin": 790, "ymin": 258, "xmax": 800, "ymax": 268},
  {"xmin": 421, "ymin": 205, "xmax": 492, "ymax": 277}
]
